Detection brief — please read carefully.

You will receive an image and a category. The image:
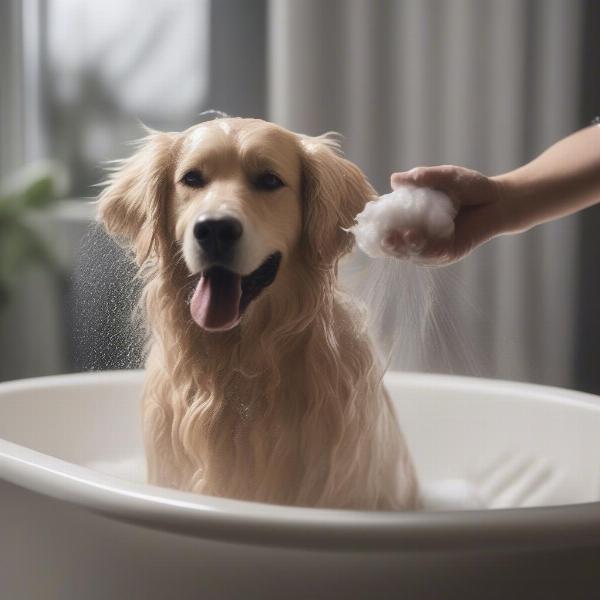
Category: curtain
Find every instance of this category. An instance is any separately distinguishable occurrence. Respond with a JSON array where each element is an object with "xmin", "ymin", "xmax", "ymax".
[
  {"xmin": 0, "ymin": 0, "xmax": 587, "ymax": 386},
  {"xmin": 269, "ymin": 0, "xmax": 583, "ymax": 386},
  {"xmin": 0, "ymin": 0, "xmax": 26, "ymax": 178}
]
